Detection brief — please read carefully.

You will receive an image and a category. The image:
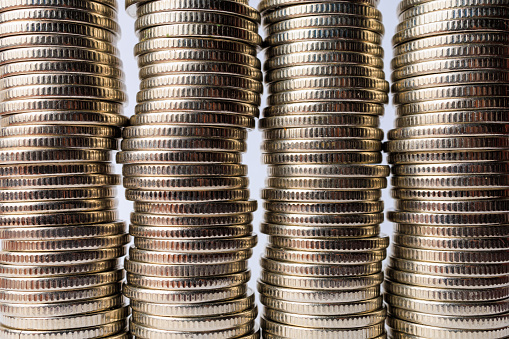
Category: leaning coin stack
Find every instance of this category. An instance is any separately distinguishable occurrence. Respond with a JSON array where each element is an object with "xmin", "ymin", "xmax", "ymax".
[
  {"xmin": 0, "ymin": 0, "xmax": 130, "ymax": 338},
  {"xmin": 257, "ymin": 0, "xmax": 390, "ymax": 337},
  {"xmin": 118, "ymin": 0, "xmax": 263, "ymax": 337},
  {"xmin": 386, "ymin": 0, "xmax": 509, "ymax": 337}
]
